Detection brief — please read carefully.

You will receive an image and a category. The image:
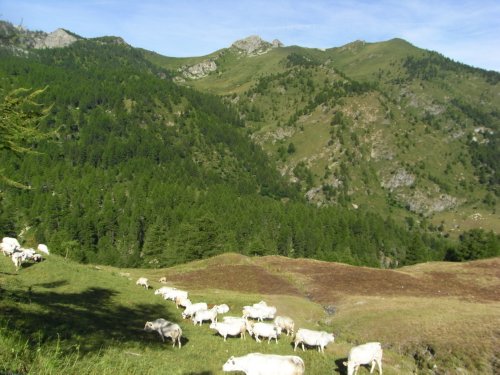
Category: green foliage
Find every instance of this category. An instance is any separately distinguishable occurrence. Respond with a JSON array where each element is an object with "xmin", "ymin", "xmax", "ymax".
[
  {"xmin": 445, "ymin": 229, "xmax": 500, "ymax": 261},
  {"xmin": 285, "ymin": 52, "xmax": 320, "ymax": 68},
  {"xmin": 403, "ymin": 52, "xmax": 500, "ymax": 84},
  {"xmin": 0, "ymin": 87, "xmax": 53, "ymax": 187}
]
